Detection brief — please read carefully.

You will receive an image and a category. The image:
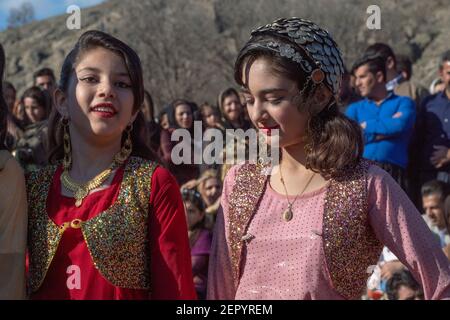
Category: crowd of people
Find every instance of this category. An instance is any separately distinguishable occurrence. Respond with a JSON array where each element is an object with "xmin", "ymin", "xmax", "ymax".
[{"xmin": 0, "ymin": 16, "xmax": 450, "ymax": 300}]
